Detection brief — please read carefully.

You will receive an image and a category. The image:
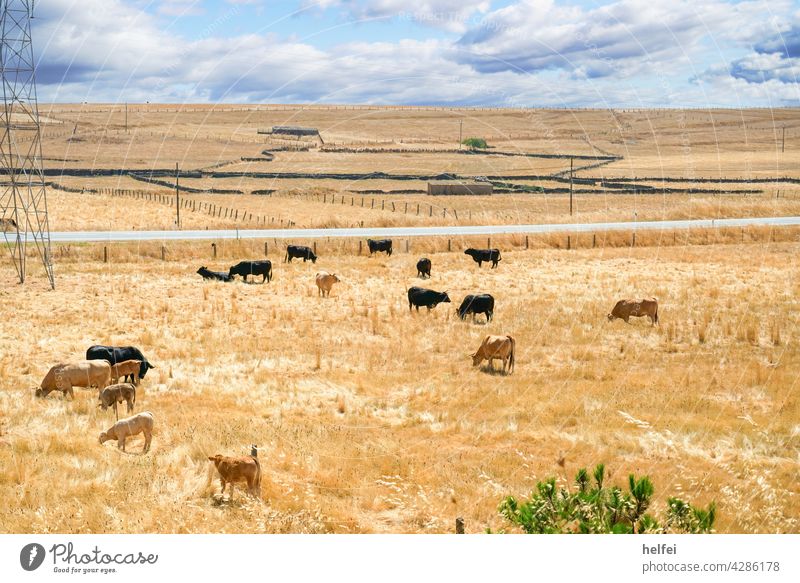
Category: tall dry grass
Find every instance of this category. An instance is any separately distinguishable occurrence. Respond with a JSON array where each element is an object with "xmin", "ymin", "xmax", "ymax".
[{"xmin": 0, "ymin": 241, "xmax": 798, "ymax": 533}]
